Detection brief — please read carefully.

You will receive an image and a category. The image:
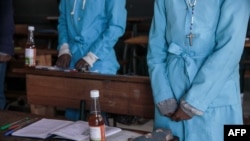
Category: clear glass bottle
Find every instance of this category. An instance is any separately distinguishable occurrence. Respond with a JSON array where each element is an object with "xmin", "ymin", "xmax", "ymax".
[
  {"xmin": 88, "ymin": 90, "xmax": 106, "ymax": 141},
  {"xmin": 25, "ymin": 26, "xmax": 36, "ymax": 68}
]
